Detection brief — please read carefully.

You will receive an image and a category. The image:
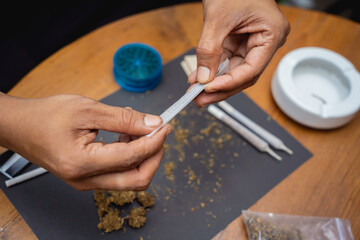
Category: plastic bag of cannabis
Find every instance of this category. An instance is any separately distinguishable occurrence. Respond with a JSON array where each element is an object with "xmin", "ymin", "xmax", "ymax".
[{"xmin": 242, "ymin": 210, "xmax": 354, "ymax": 240}]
